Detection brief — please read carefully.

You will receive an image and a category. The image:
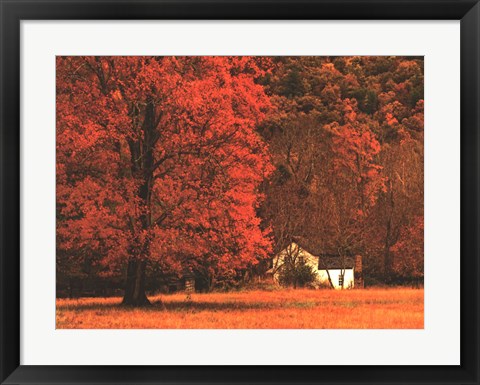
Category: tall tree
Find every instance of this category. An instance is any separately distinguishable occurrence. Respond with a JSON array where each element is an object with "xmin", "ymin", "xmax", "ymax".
[{"xmin": 57, "ymin": 57, "xmax": 273, "ymax": 305}]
